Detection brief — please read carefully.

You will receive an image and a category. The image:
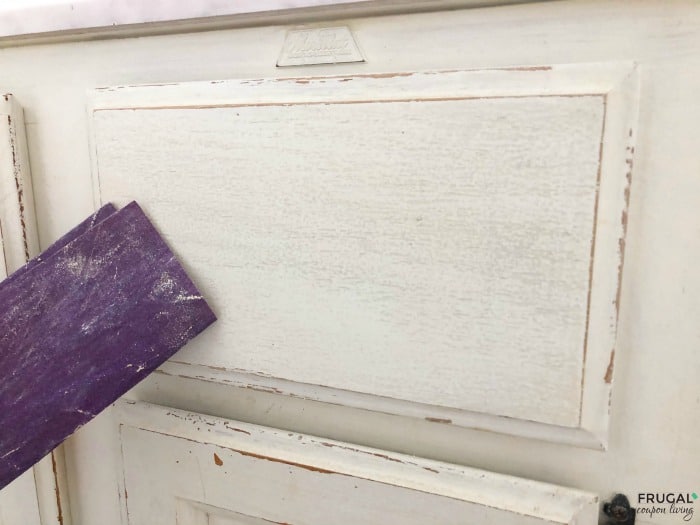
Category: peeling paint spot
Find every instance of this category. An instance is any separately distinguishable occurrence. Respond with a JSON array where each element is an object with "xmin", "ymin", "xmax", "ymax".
[
  {"xmin": 234, "ymin": 449, "xmax": 335, "ymax": 474},
  {"xmin": 425, "ymin": 417, "xmax": 452, "ymax": 424},
  {"xmin": 614, "ymin": 149, "xmax": 634, "ymax": 319},
  {"xmin": 214, "ymin": 453, "xmax": 223, "ymax": 466},
  {"xmin": 50, "ymin": 452, "xmax": 64, "ymax": 525},
  {"xmin": 223, "ymin": 422, "xmax": 251, "ymax": 435},
  {"xmin": 604, "ymin": 350, "xmax": 615, "ymax": 384},
  {"xmin": 360, "ymin": 72, "xmax": 414, "ymax": 79},
  {"xmin": 244, "ymin": 384, "xmax": 283, "ymax": 395},
  {"xmin": 6, "ymin": 105, "xmax": 30, "ymax": 261},
  {"xmin": 372, "ymin": 452, "xmax": 404, "ymax": 463}
]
